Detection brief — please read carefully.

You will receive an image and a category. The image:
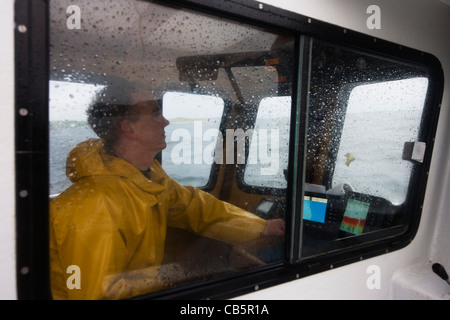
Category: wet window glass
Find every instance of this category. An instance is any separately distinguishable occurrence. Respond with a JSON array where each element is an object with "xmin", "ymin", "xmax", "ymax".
[
  {"xmin": 161, "ymin": 91, "xmax": 224, "ymax": 188},
  {"xmin": 332, "ymin": 78, "xmax": 428, "ymax": 204},
  {"xmin": 301, "ymin": 40, "xmax": 430, "ymax": 258},
  {"xmin": 49, "ymin": 0, "xmax": 293, "ymax": 299},
  {"xmin": 243, "ymin": 96, "xmax": 291, "ymax": 189},
  {"xmin": 49, "ymin": 80, "xmax": 102, "ymax": 196}
]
